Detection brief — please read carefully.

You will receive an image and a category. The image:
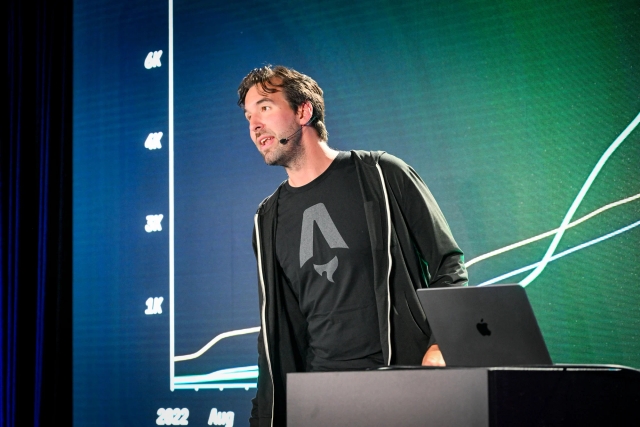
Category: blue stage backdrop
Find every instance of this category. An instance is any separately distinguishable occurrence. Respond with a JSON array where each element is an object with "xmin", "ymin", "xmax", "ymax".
[{"xmin": 74, "ymin": 0, "xmax": 640, "ymax": 425}]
